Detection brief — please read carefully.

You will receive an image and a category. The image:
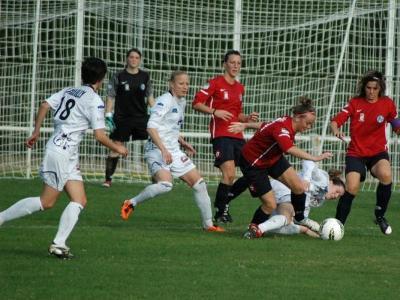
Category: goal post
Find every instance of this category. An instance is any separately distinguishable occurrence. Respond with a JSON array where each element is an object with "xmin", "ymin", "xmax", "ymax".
[{"xmin": 1, "ymin": 0, "xmax": 400, "ymax": 190}]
